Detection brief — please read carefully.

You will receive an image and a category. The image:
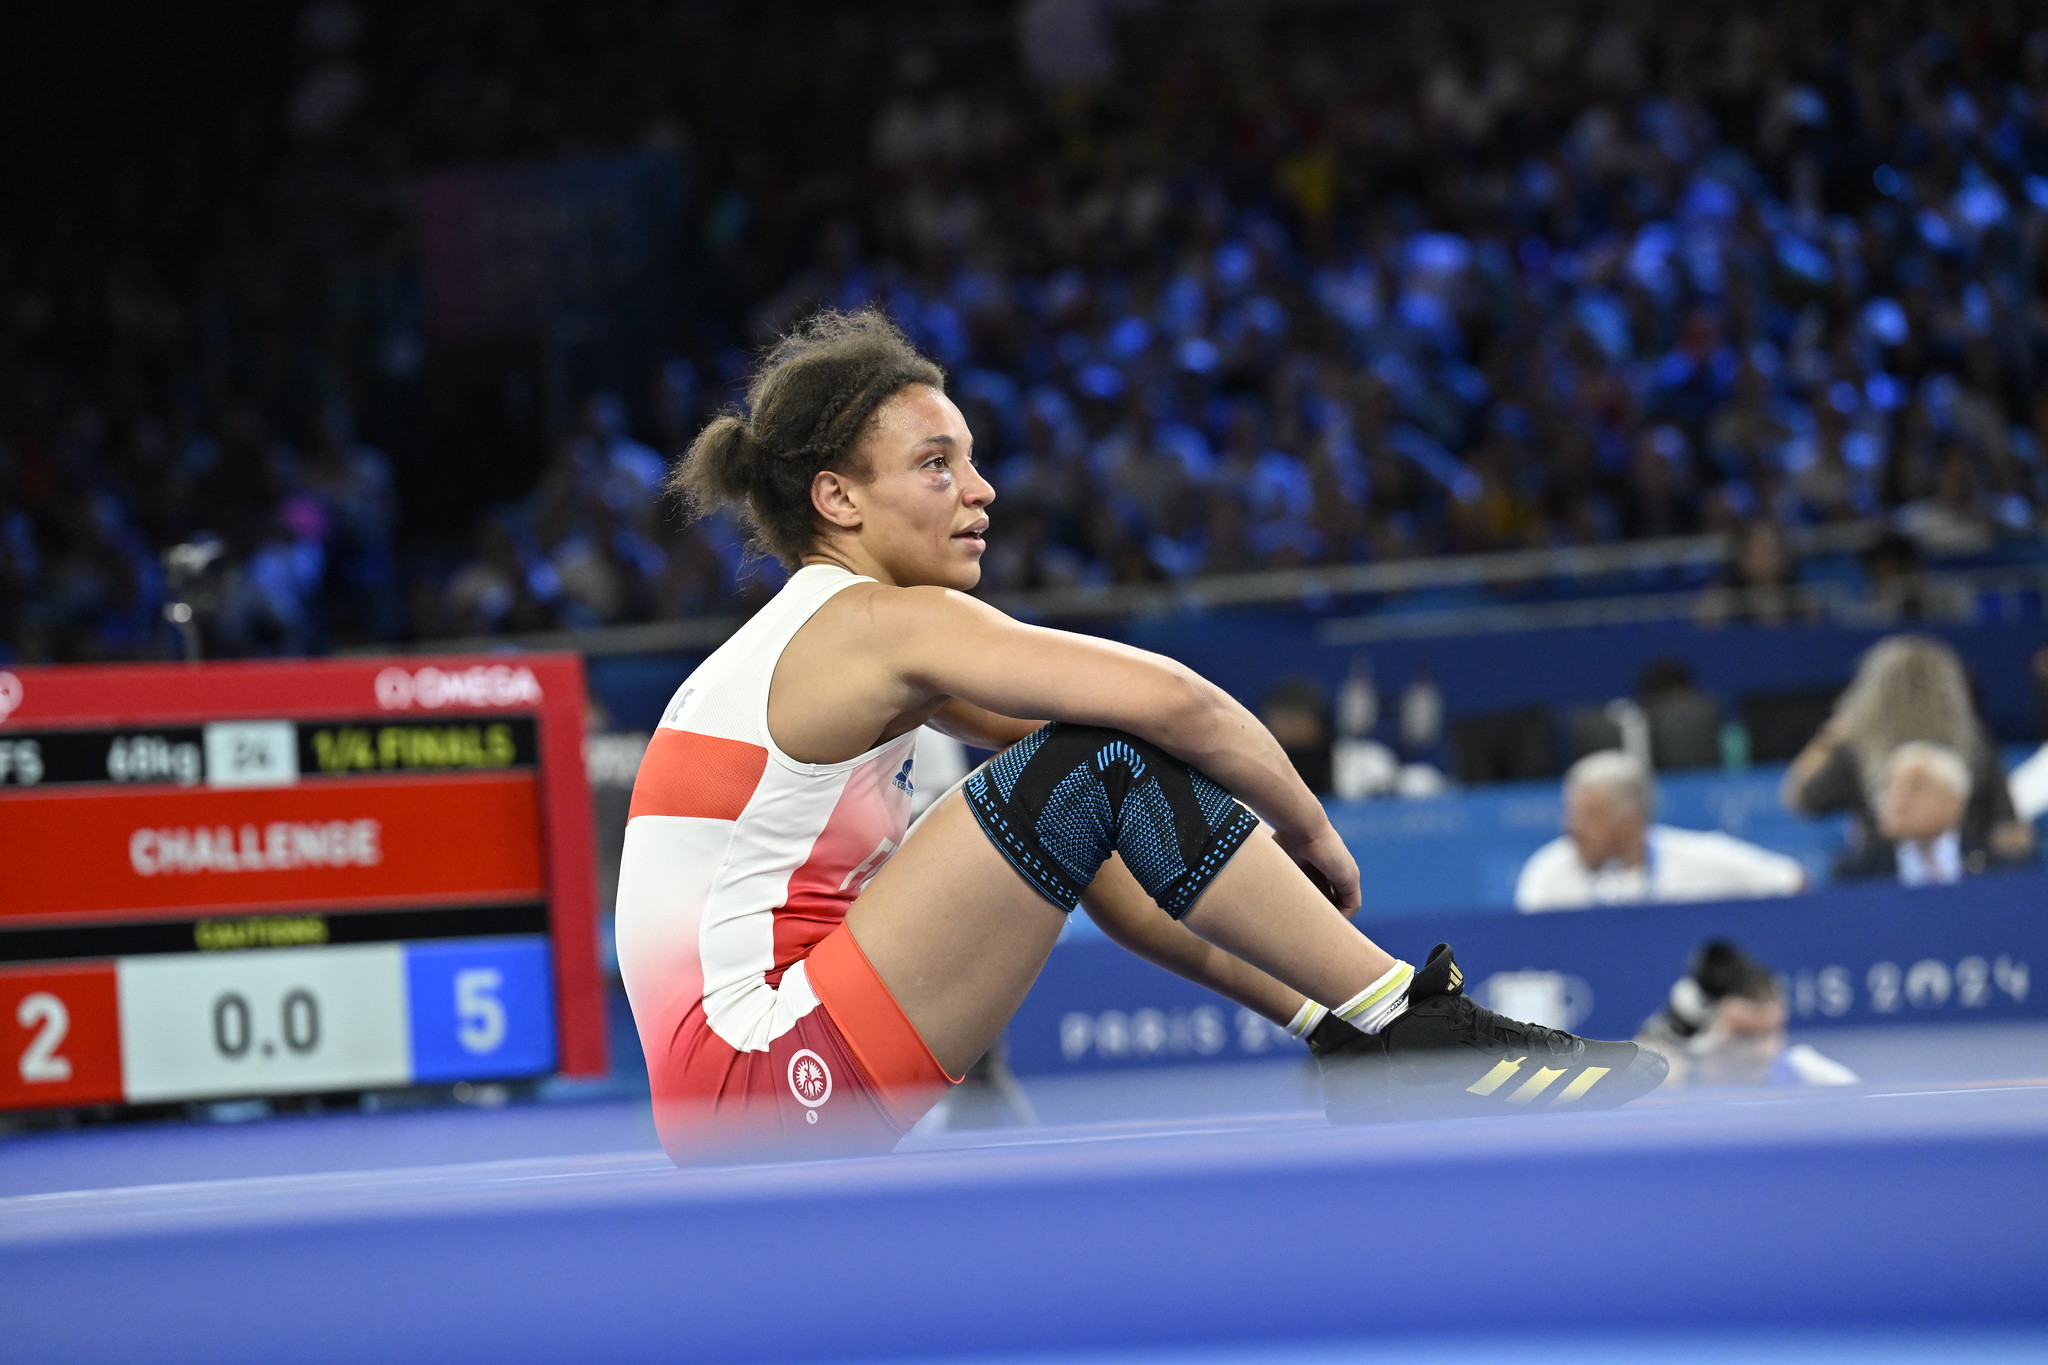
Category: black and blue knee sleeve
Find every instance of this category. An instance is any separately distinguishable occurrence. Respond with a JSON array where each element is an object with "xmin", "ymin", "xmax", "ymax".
[{"xmin": 963, "ymin": 723, "xmax": 1260, "ymax": 918}]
